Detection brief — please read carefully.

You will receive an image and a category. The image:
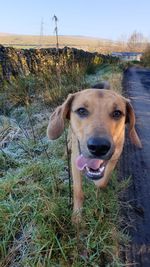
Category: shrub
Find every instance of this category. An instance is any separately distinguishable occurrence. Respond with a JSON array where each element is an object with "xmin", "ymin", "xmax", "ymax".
[{"xmin": 141, "ymin": 45, "xmax": 150, "ymax": 67}]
